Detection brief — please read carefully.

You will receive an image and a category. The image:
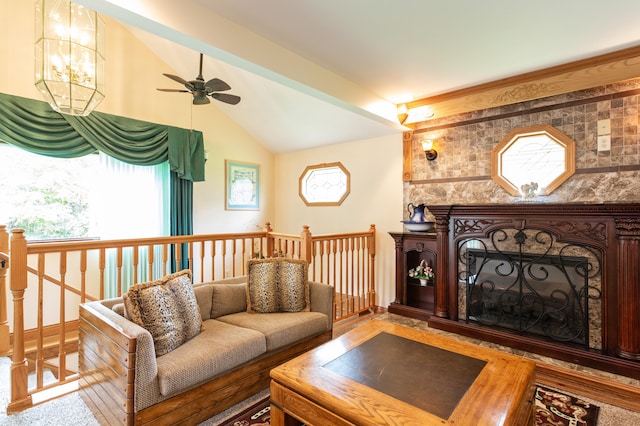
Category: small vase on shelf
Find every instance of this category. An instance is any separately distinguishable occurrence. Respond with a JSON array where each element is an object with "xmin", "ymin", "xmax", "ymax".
[{"xmin": 419, "ymin": 279, "xmax": 428, "ymax": 286}]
